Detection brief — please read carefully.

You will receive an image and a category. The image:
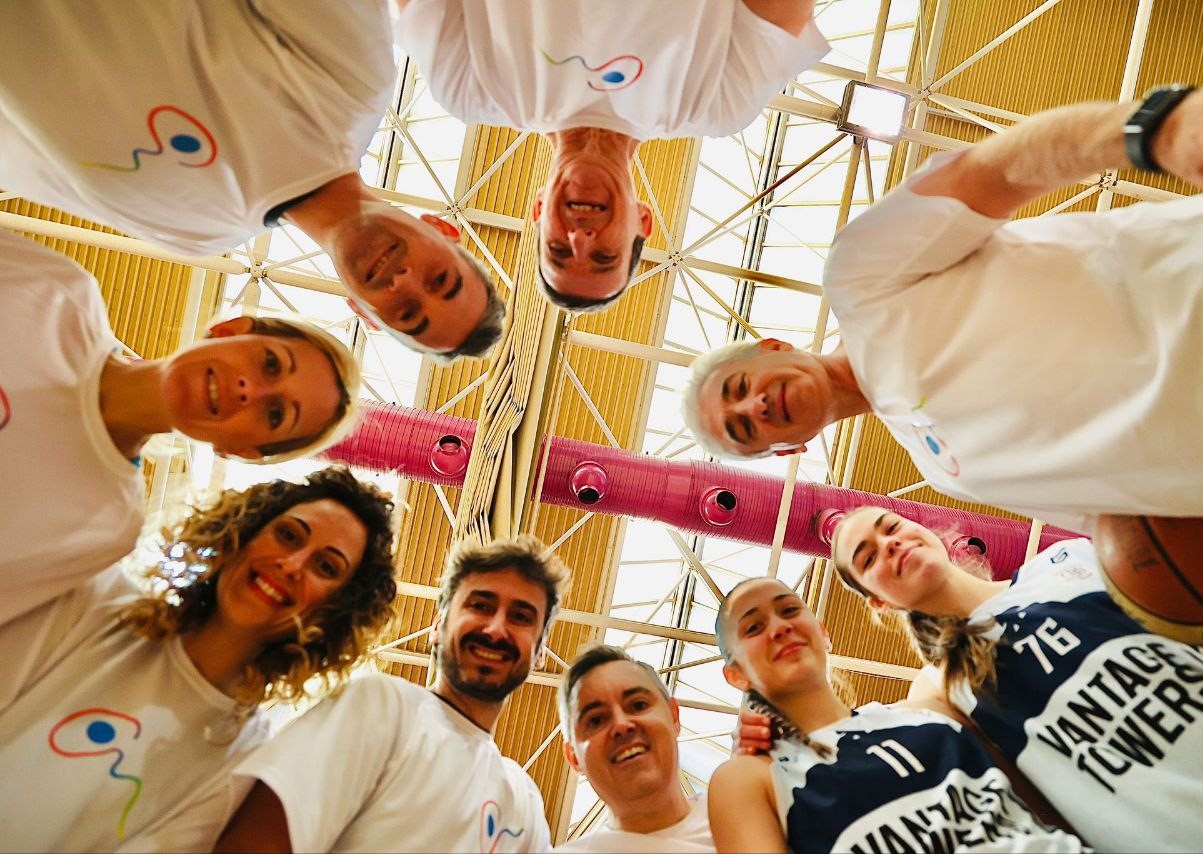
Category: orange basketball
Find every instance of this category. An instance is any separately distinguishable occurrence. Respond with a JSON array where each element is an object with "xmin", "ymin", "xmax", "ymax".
[{"xmin": 1093, "ymin": 515, "xmax": 1203, "ymax": 644}]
